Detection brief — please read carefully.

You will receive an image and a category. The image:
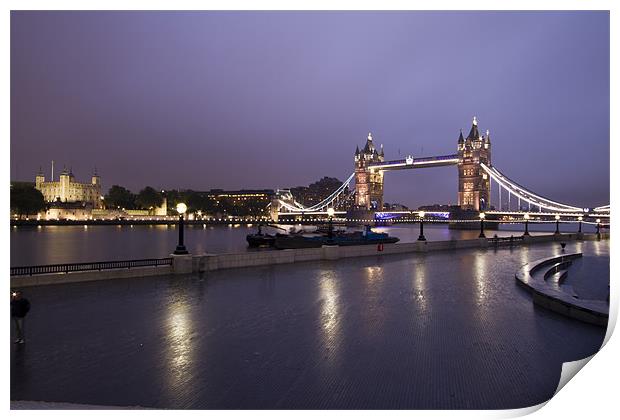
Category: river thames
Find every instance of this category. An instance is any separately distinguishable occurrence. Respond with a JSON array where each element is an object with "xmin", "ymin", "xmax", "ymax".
[{"xmin": 10, "ymin": 222, "xmax": 598, "ymax": 266}]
